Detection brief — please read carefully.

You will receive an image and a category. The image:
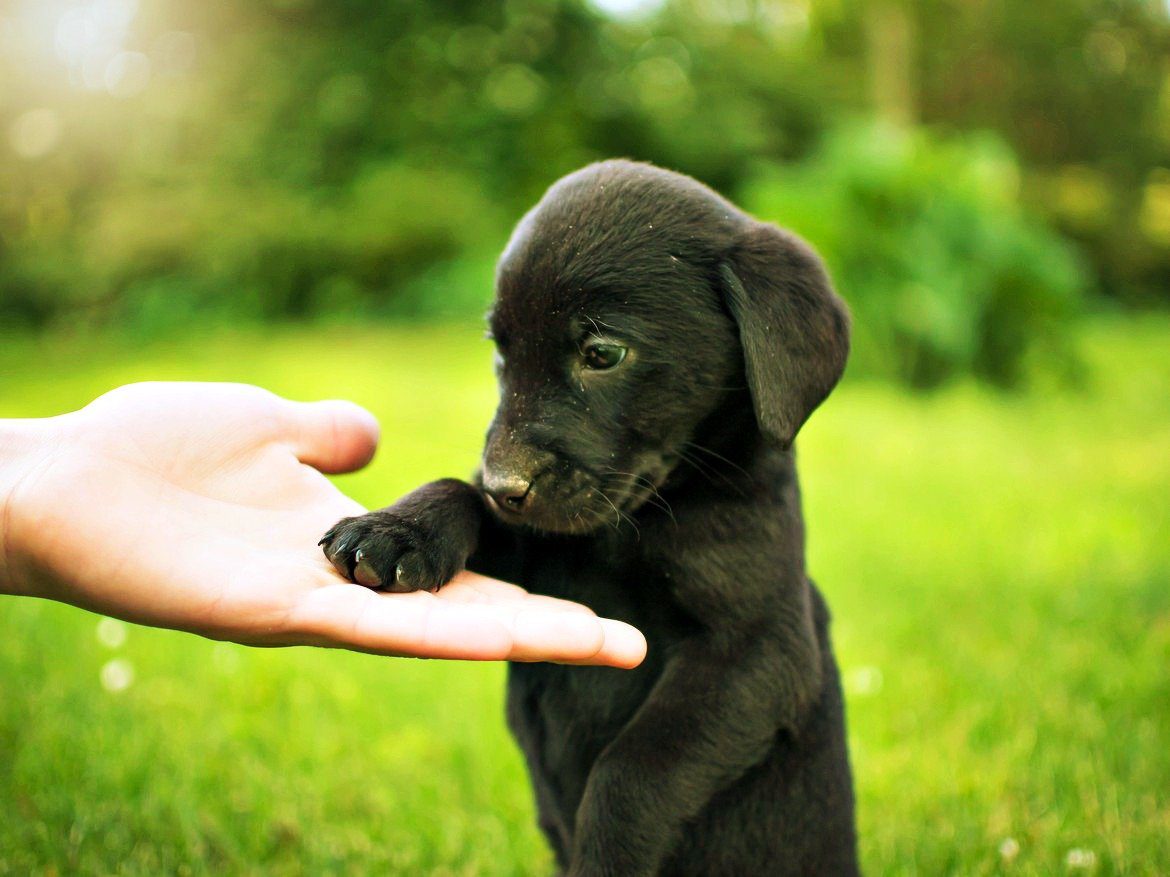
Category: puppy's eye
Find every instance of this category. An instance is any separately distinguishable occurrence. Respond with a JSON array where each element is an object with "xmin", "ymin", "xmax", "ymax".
[{"xmin": 582, "ymin": 343, "xmax": 628, "ymax": 371}]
